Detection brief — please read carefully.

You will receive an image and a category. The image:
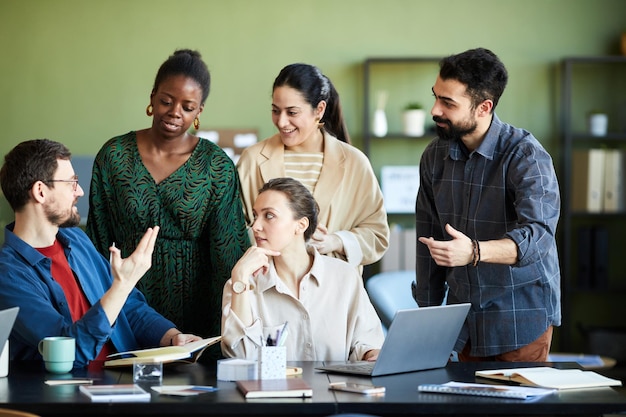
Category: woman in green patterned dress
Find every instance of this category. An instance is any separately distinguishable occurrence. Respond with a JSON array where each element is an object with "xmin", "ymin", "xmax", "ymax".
[{"xmin": 86, "ymin": 49, "xmax": 249, "ymax": 347}]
